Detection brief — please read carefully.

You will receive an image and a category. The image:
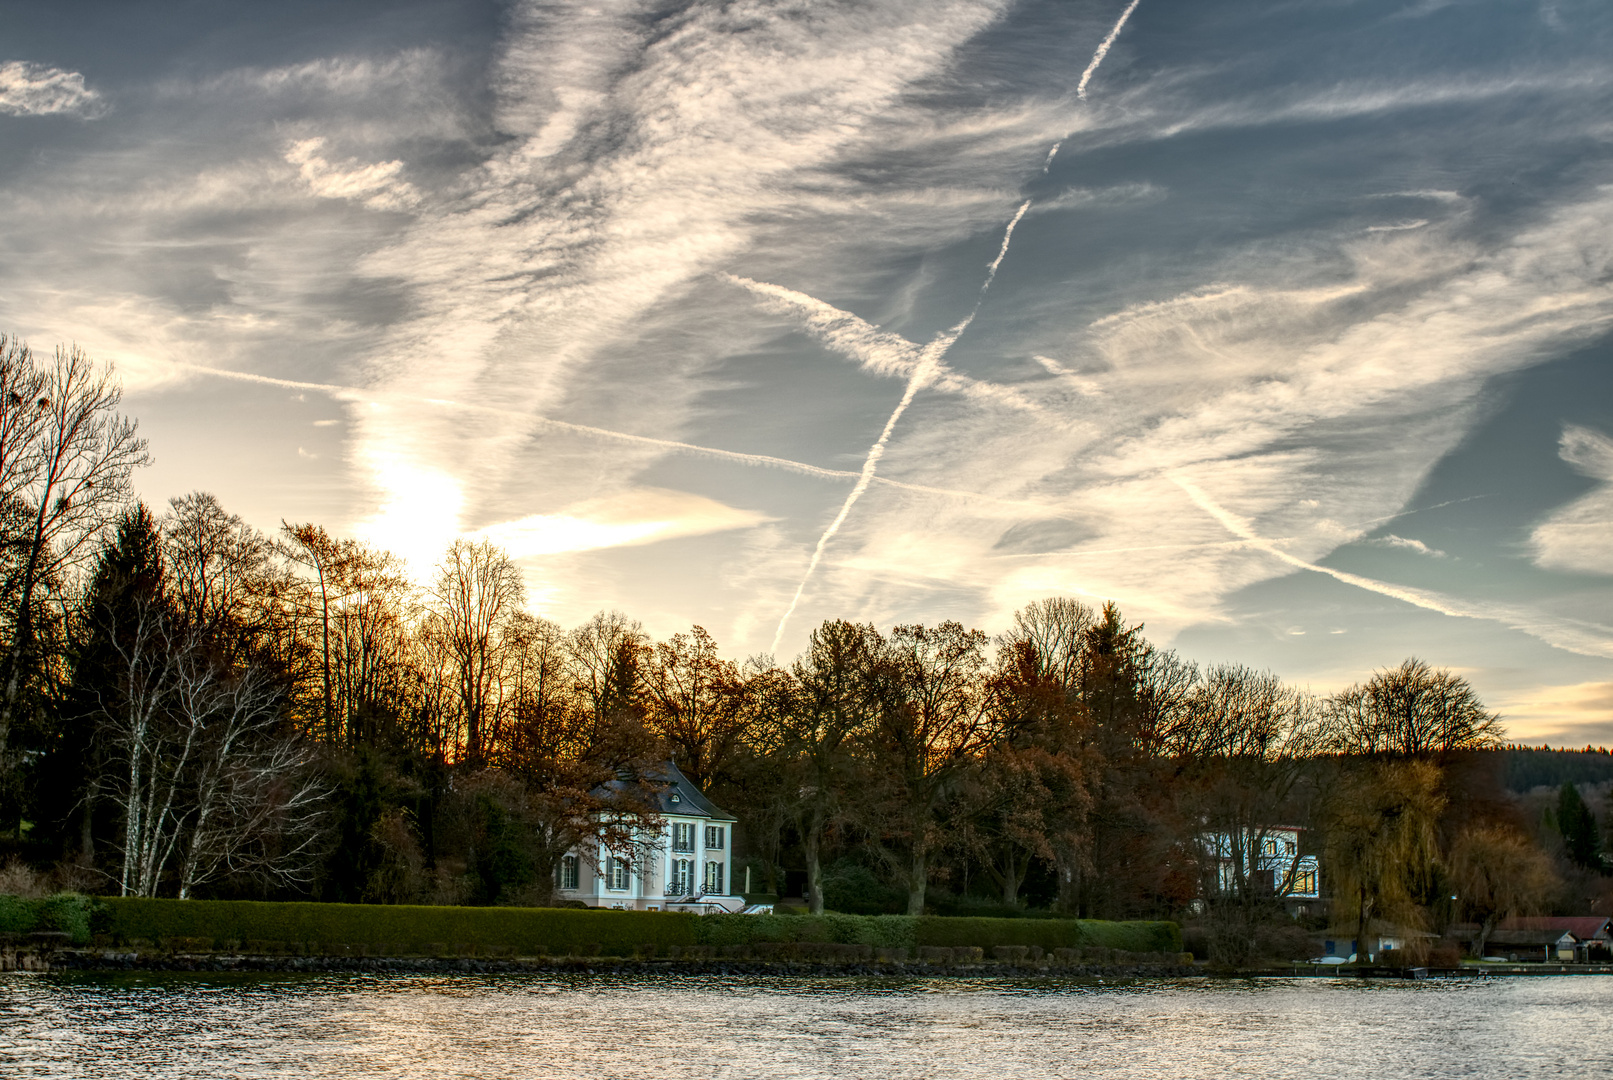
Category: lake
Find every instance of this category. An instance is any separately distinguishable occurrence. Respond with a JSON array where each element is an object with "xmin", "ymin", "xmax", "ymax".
[{"xmin": 3, "ymin": 972, "xmax": 1608, "ymax": 1078}]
